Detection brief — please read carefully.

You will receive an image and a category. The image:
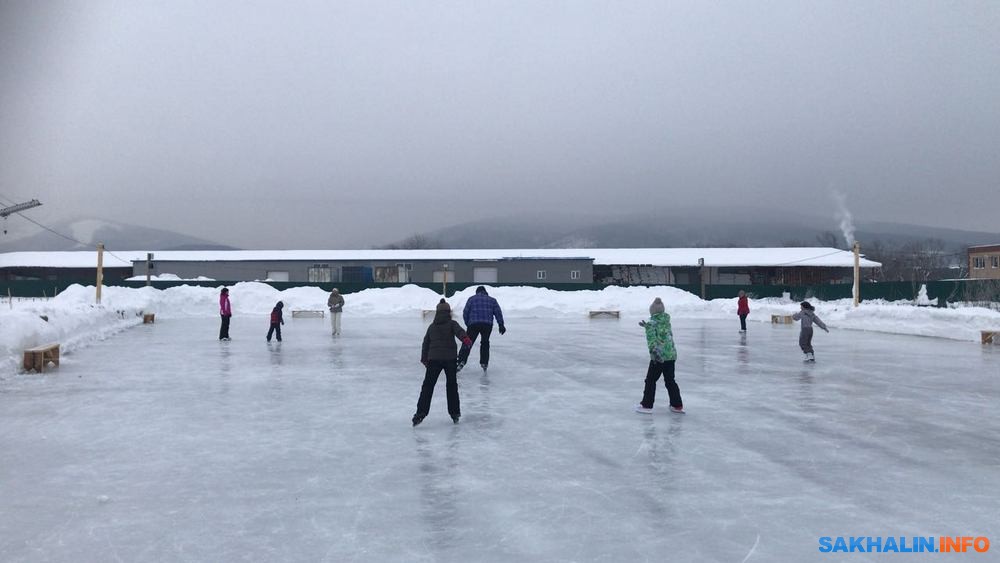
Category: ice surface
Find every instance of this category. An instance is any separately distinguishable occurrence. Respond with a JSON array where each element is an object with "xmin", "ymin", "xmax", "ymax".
[{"xmin": 1, "ymin": 316, "xmax": 998, "ymax": 562}]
